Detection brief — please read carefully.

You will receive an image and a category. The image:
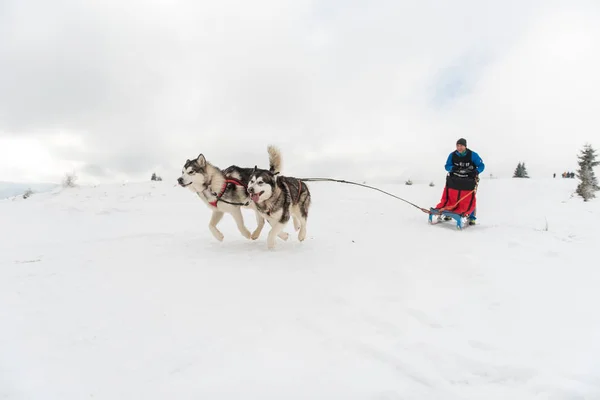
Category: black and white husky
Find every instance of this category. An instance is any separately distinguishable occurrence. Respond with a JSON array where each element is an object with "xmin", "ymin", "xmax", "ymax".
[
  {"xmin": 247, "ymin": 146, "xmax": 311, "ymax": 250},
  {"xmin": 177, "ymin": 149, "xmax": 280, "ymax": 242}
]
